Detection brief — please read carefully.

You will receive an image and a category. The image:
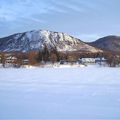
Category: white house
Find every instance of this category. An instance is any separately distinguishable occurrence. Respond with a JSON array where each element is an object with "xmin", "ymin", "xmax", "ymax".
[
  {"xmin": 78, "ymin": 57, "xmax": 107, "ymax": 65},
  {"xmin": 79, "ymin": 58, "xmax": 96, "ymax": 64},
  {"xmin": 4, "ymin": 56, "xmax": 17, "ymax": 67},
  {"xmin": 5, "ymin": 56, "xmax": 17, "ymax": 63}
]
